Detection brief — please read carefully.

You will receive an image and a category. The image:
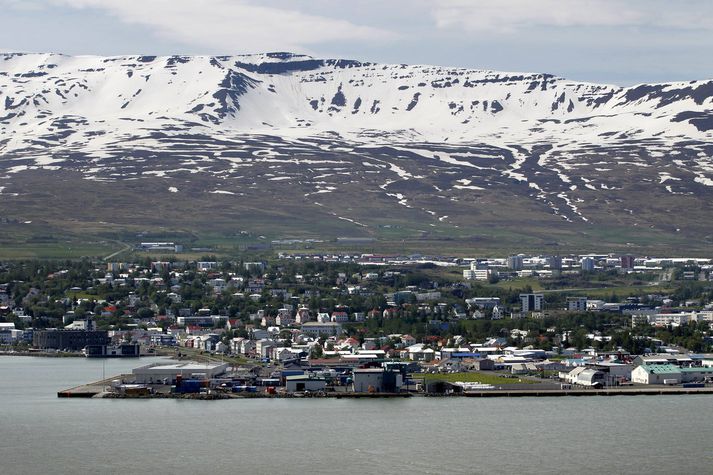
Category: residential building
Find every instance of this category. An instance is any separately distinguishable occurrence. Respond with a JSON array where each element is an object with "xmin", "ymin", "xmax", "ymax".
[
  {"xmin": 620, "ymin": 255, "xmax": 635, "ymax": 269},
  {"xmin": 256, "ymin": 339, "xmax": 276, "ymax": 358},
  {"xmin": 300, "ymin": 322, "xmax": 344, "ymax": 336},
  {"xmin": 331, "ymin": 310, "xmax": 349, "ymax": 323},
  {"xmin": 567, "ymin": 297, "xmax": 588, "ymax": 312},
  {"xmin": 296, "ymin": 308, "xmax": 312, "ymax": 324},
  {"xmin": 507, "ymin": 255, "xmax": 524, "ymax": 271},
  {"xmin": 465, "ymin": 298, "xmax": 501, "ymax": 309},
  {"xmin": 463, "ymin": 269, "xmax": 490, "ymax": 281},
  {"xmin": 581, "ymin": 257, "xmax": 595, "ymax": 272},
  {"xmin": 520, "ymin": 293, "xmax": 544, "ymax": 312}
]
